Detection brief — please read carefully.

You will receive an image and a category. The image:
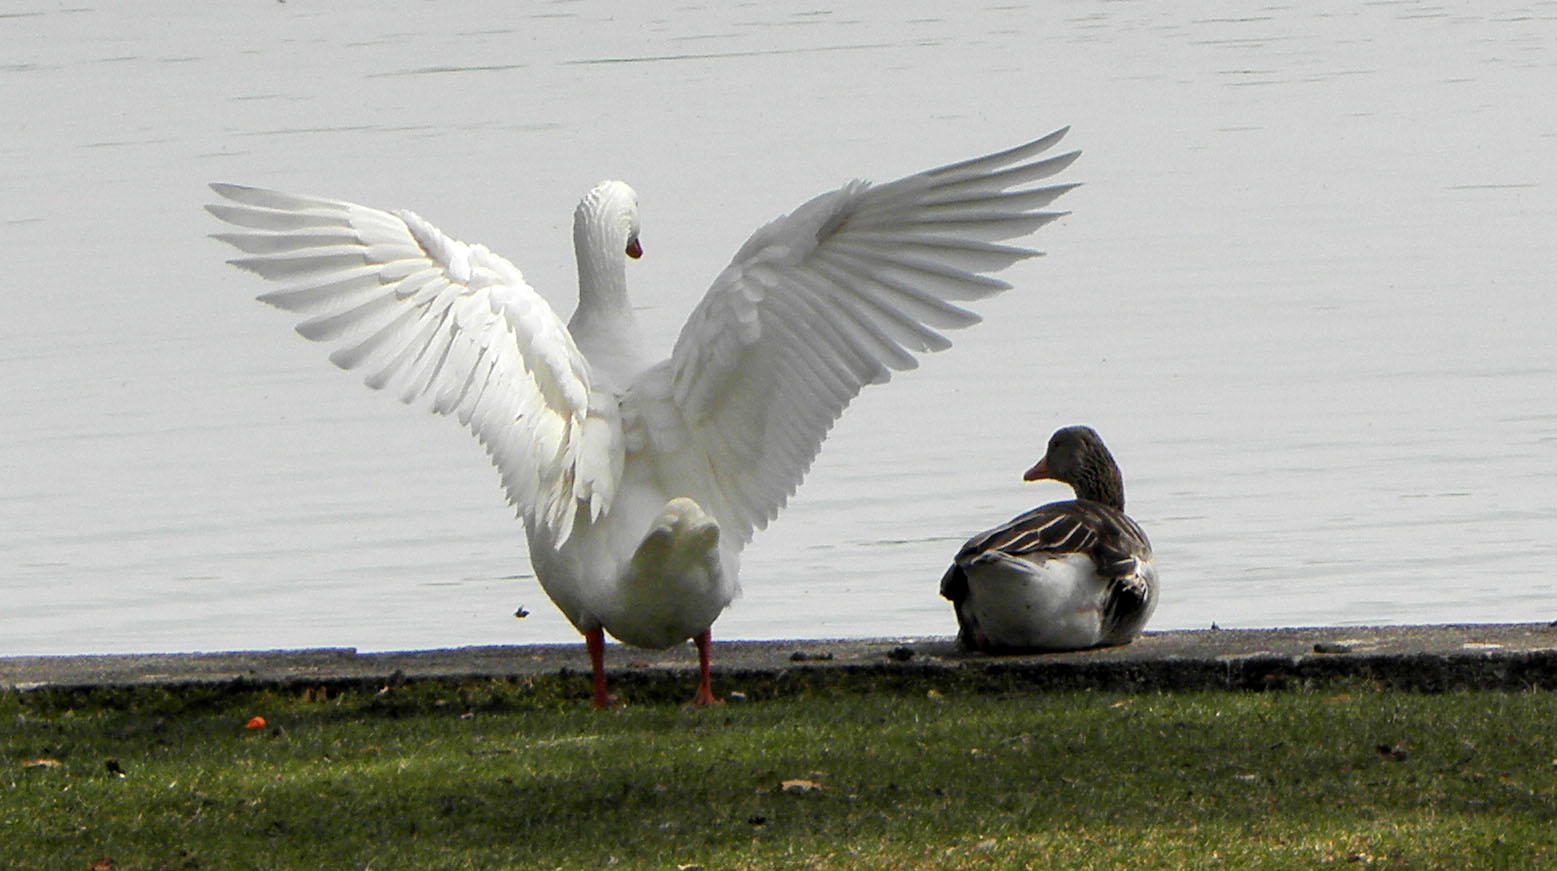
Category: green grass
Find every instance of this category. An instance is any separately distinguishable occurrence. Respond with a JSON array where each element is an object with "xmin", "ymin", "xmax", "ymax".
[{"xmin": 3, "ymin": 677, "xmax": 1555, "ymax": 870}]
